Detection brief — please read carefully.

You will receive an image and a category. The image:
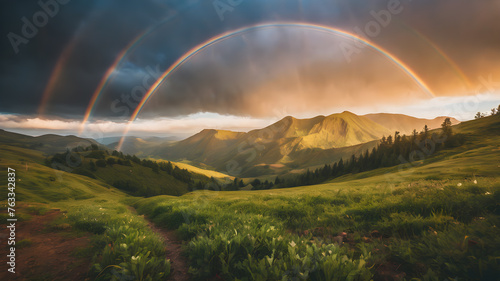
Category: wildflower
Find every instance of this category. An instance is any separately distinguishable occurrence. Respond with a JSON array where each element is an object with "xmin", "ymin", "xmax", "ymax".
[
  {"xmin": 473, "ymin": 180, "xmax": 477, "ymax": 184},
  {"xmin": 328, "ymin": 250, "xmax": 332, "ymax": 254},
  {"xmin": 131, "ymin": 256, "xmax": 139, "ymax": 261},
  {"xmin": 289, "ymin": 241, "xmax": 296, "ymax": 248},
  {"xmin": 120, "ymin": 243, "xmax": 127, "ymax": 249},
  {"xmin": 485, "ymin": 192, "xmax": 492, "ymax": 195},
  {"xmin": 322, "ymin": 252, "xmax": 326, "ymax": 256},
  {"xmin": 457, "ymin": 183, "xmax": 462, "ymax": 187}
]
